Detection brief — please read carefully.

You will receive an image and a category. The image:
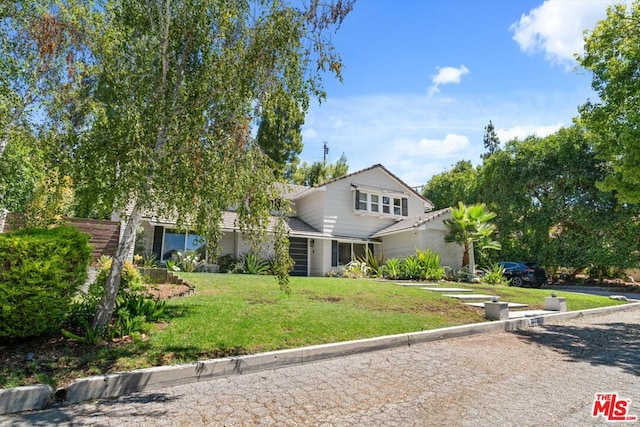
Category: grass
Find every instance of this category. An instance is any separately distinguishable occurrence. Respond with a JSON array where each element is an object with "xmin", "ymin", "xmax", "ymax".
[{"xmin": 0, "ymin": 274, "xmax": 628, "ymax": 389}]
